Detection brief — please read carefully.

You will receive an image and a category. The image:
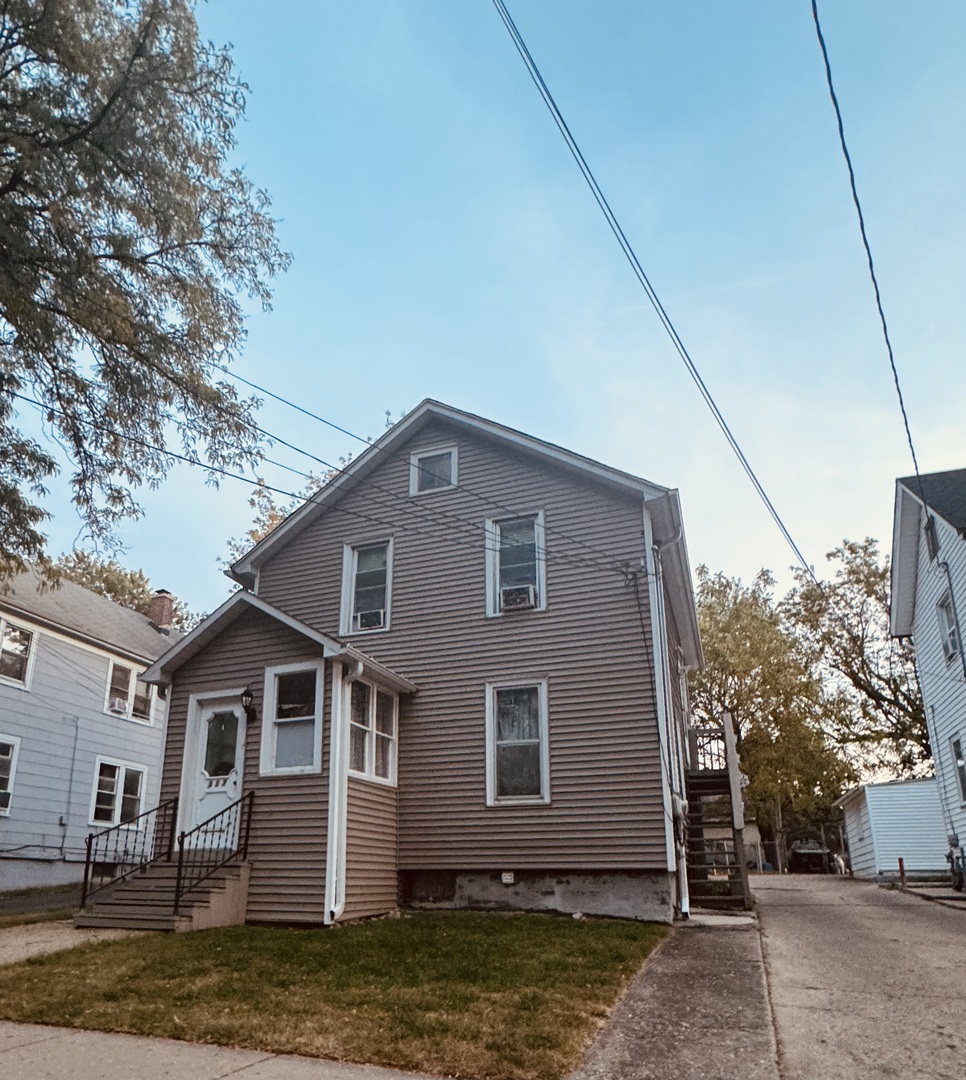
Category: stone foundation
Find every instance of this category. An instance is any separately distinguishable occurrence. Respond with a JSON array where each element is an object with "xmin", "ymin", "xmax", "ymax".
[{"xmin": 402, "ymin": 869, "xmax": 675, "ymax": 923}]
